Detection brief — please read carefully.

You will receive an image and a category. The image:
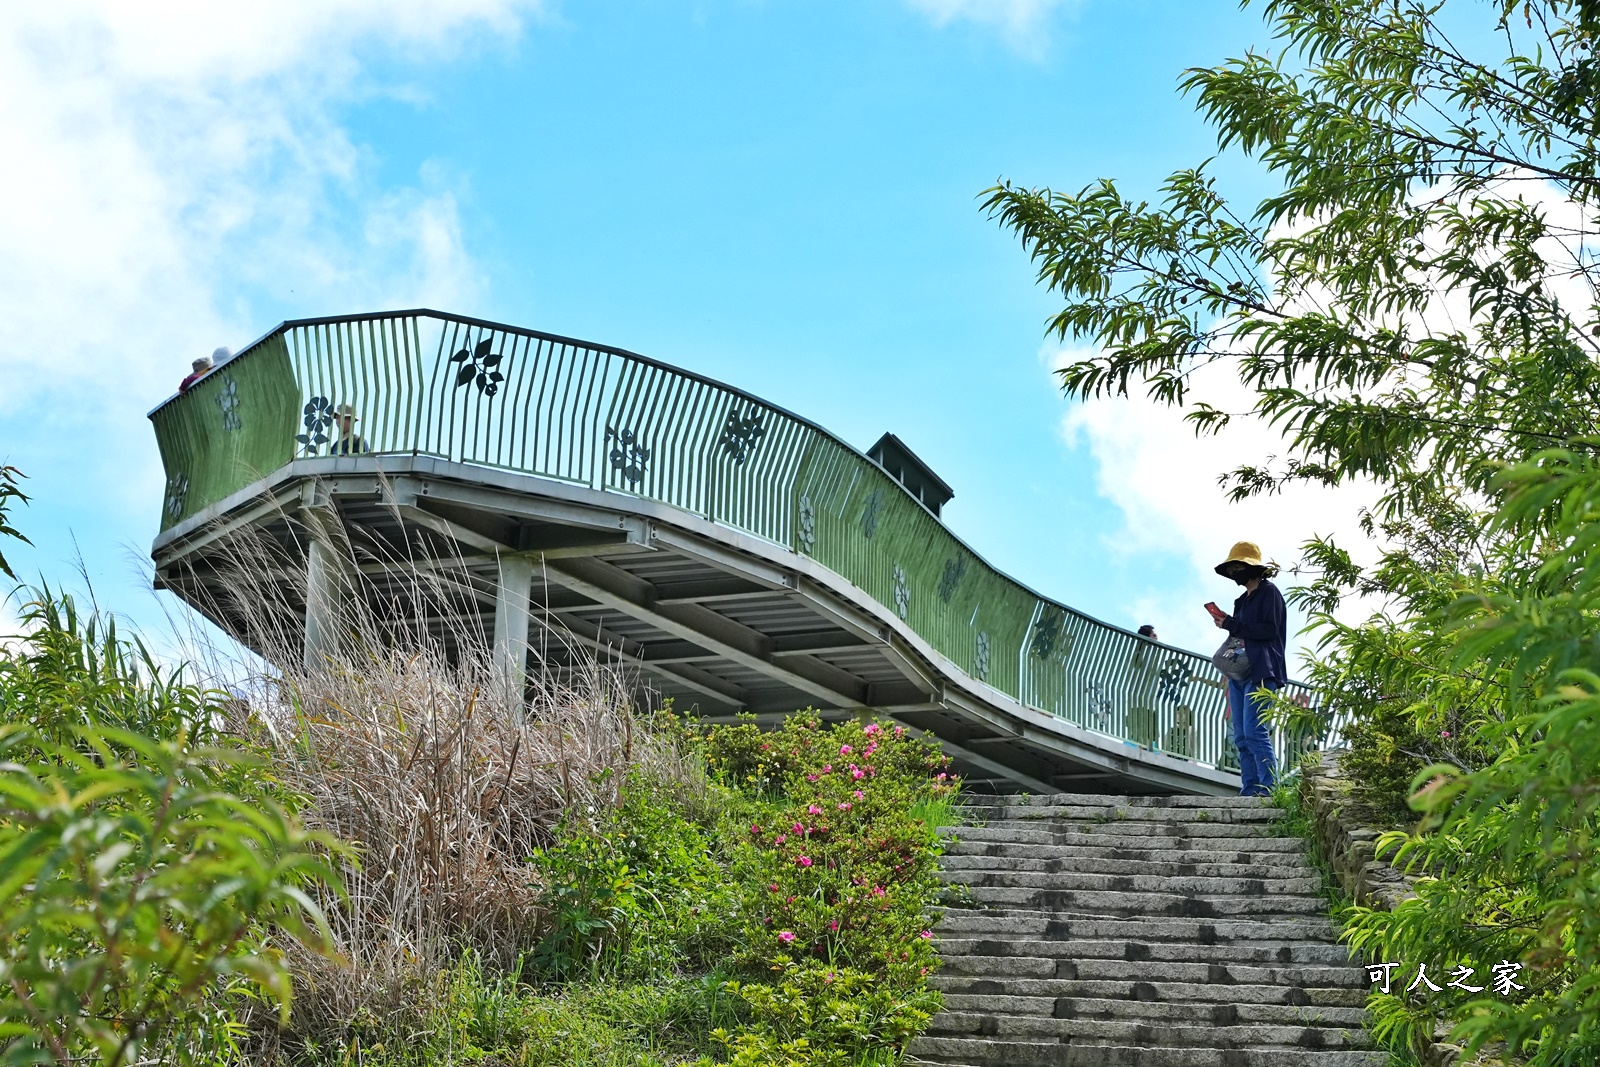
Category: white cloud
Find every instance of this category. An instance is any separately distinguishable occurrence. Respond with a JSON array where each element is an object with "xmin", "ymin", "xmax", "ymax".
[
  {"xmin": 1051, "ymin": 343, "xmax": 1383, "ymax": 667},
  {"xmin": 904, "ymin": 0, "xmax": 1079, "ymax": 51},
  {"xmin": 0, "ymin": 1, "xmax": 533, "ymax": 520}
]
